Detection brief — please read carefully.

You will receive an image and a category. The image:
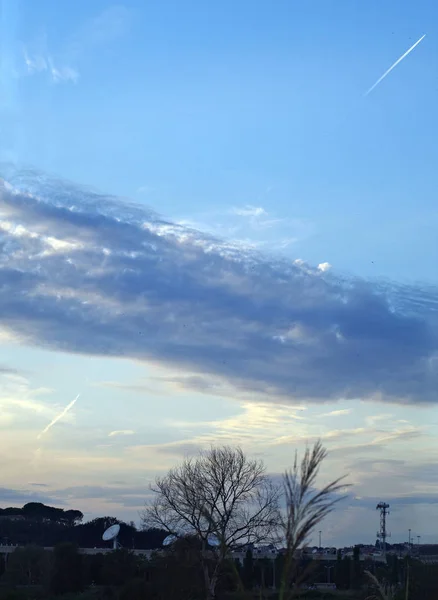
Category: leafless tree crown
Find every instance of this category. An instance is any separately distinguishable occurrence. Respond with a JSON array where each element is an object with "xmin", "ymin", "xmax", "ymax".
[{"xmin": 141, "ymin": 445, "xmax": 280, "ymax": 549}]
